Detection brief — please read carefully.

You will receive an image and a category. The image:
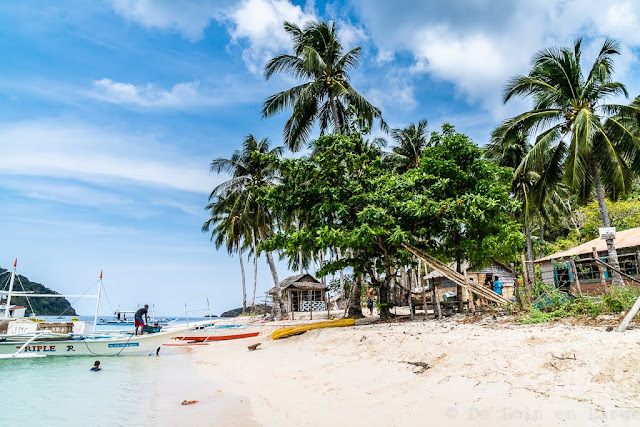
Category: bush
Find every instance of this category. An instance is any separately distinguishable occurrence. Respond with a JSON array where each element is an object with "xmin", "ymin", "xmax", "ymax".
[{"xmin": 520, "ymin": 283, "xmax": 640, "ymax": 324}]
